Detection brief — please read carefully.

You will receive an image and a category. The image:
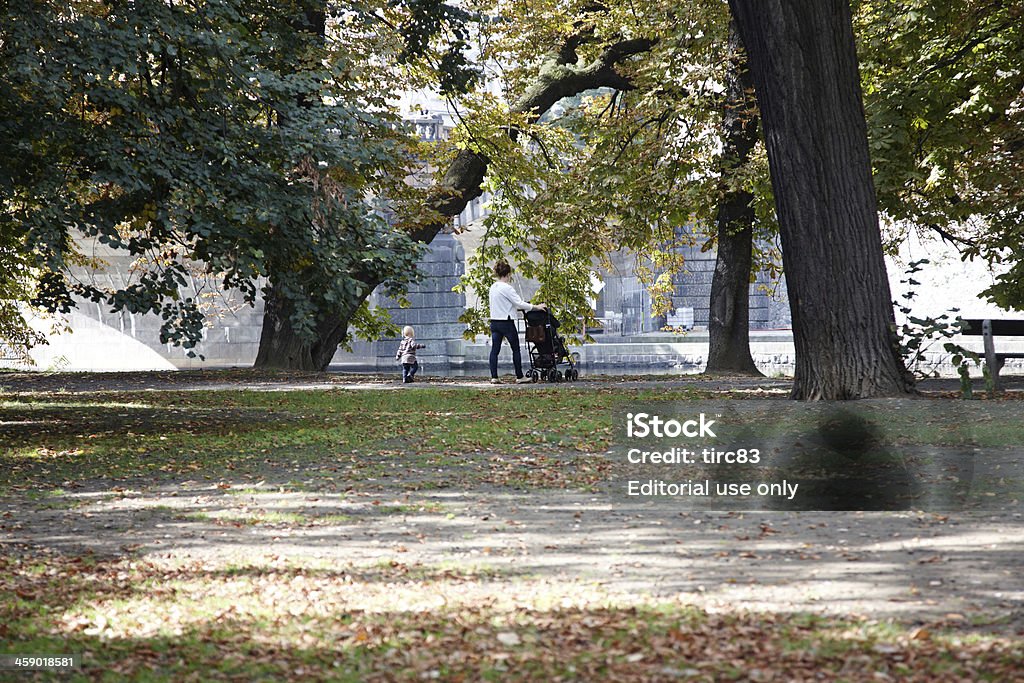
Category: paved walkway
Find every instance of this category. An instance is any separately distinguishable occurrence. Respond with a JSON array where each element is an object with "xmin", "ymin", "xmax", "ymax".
[{"xmin": 2, "ymin": 369, "xmax": 1019, "ymax": 395}]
